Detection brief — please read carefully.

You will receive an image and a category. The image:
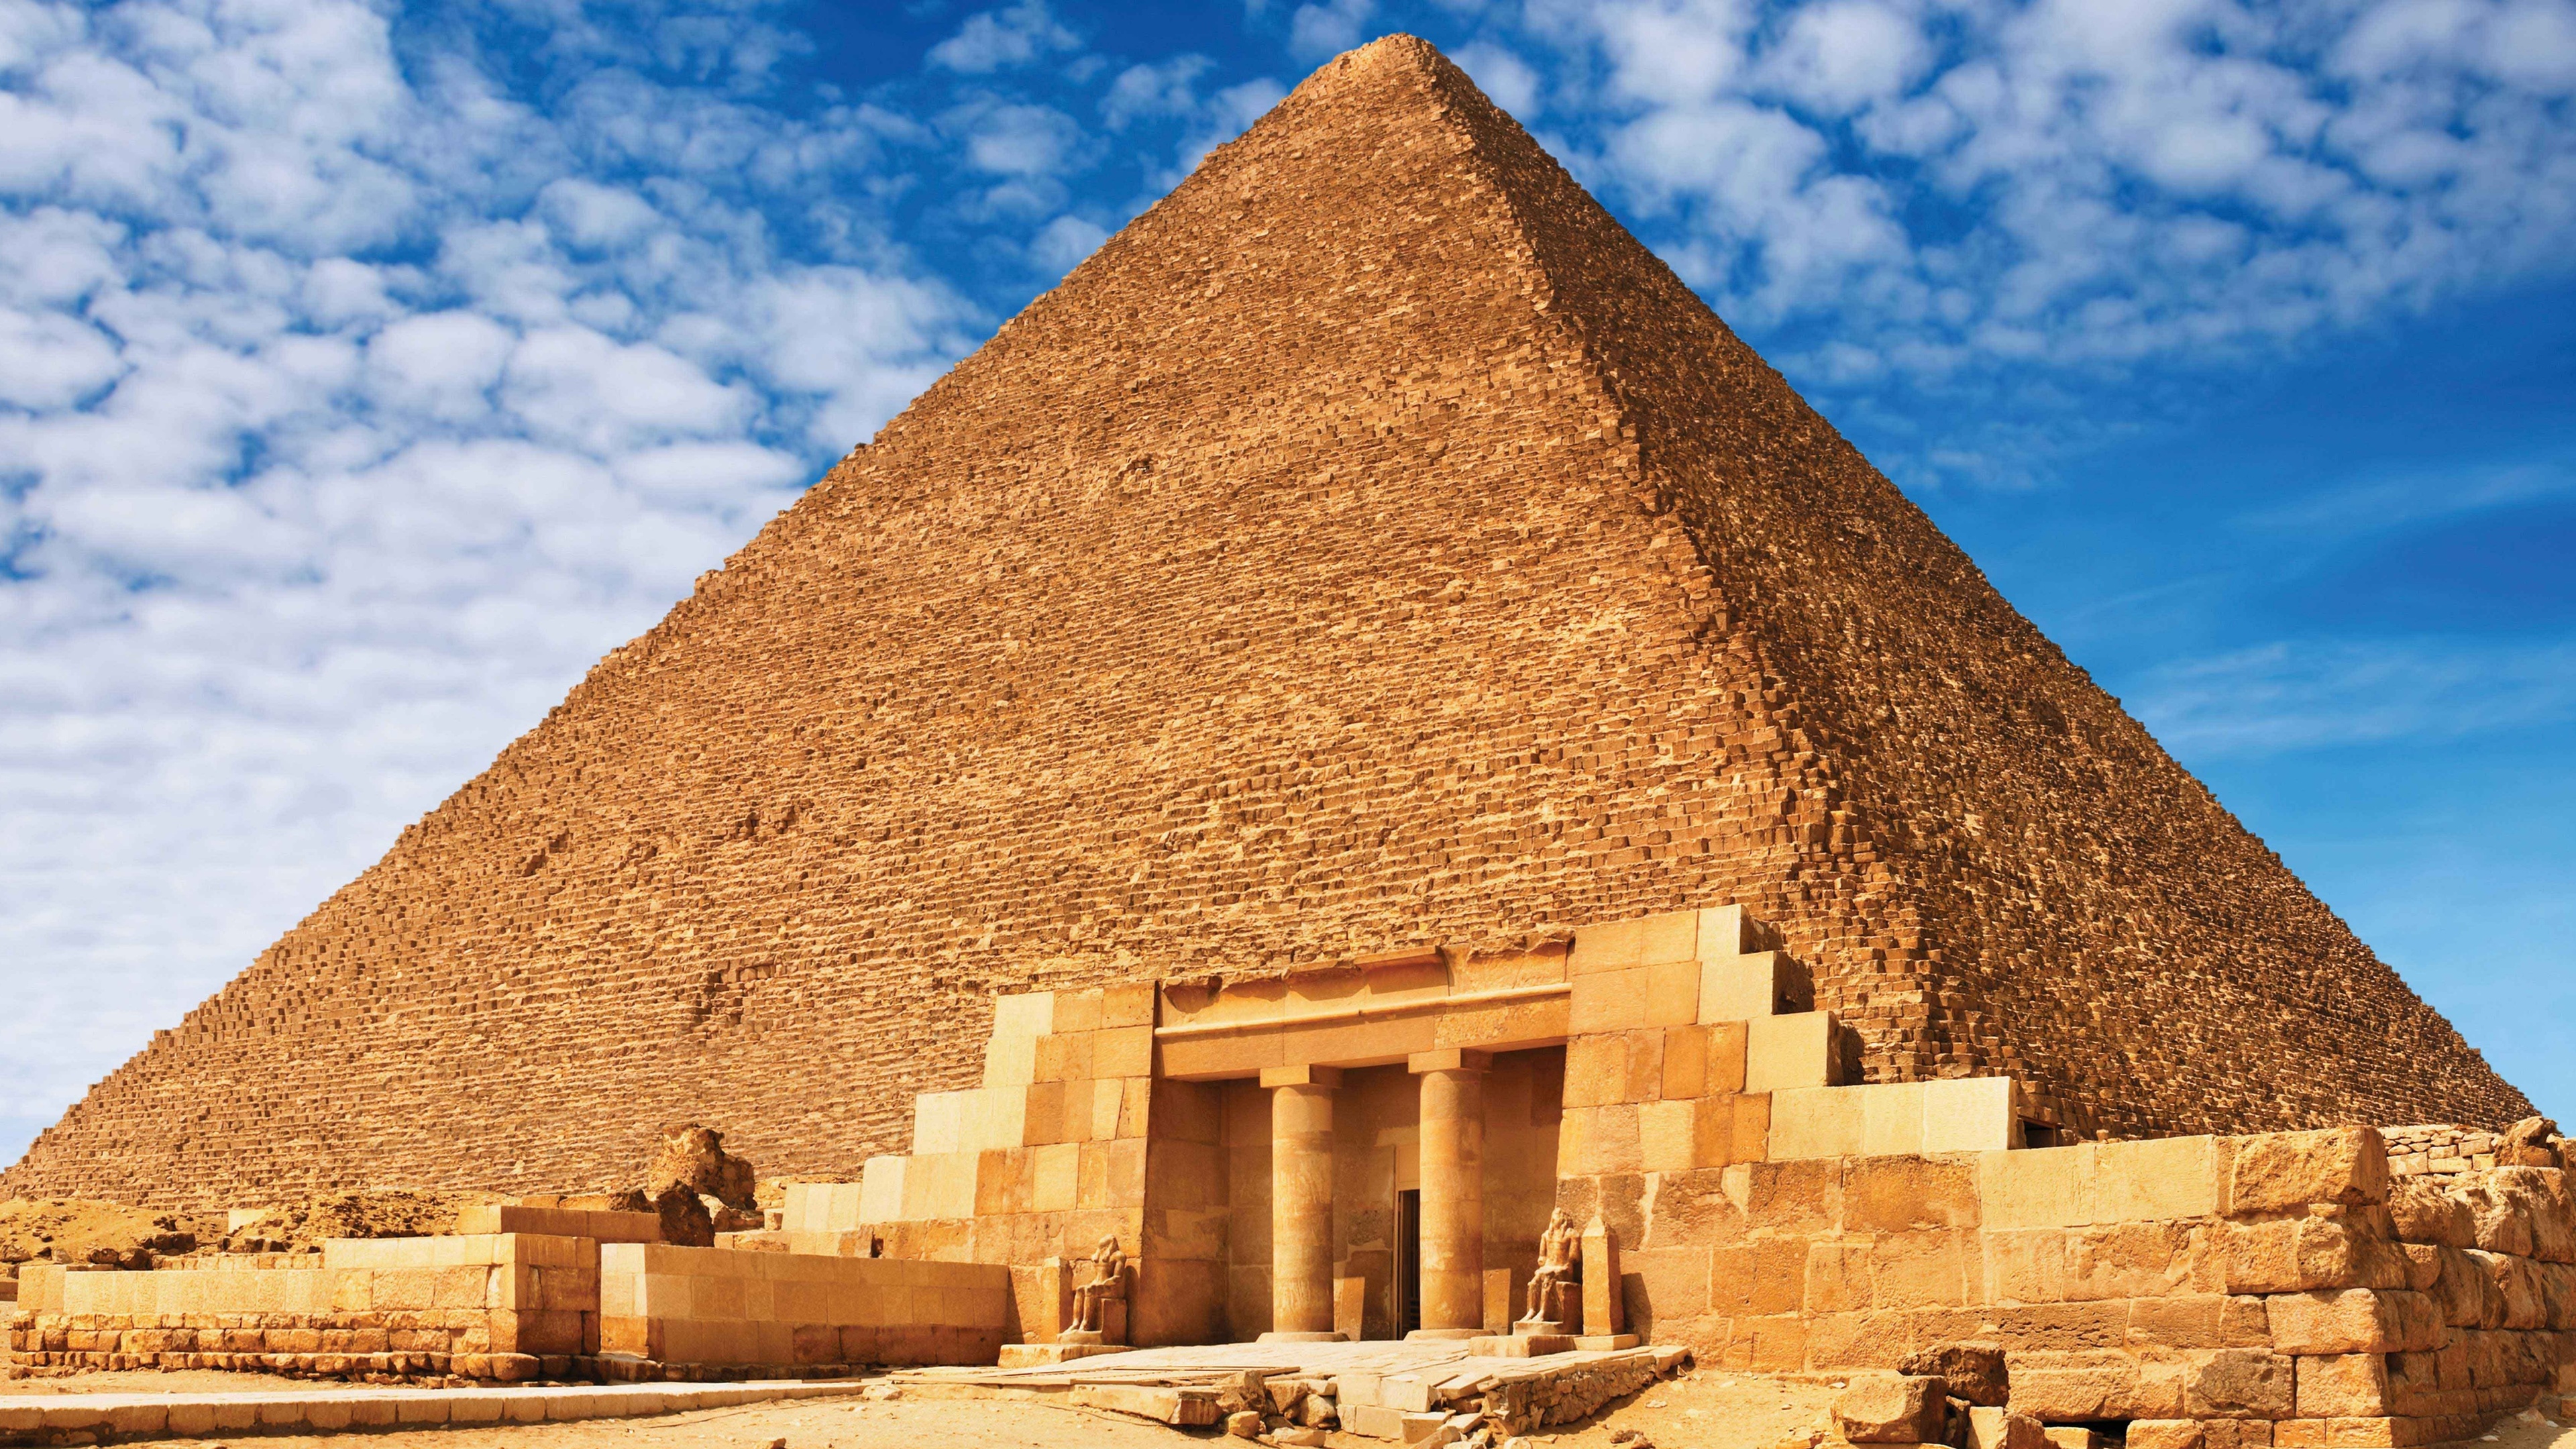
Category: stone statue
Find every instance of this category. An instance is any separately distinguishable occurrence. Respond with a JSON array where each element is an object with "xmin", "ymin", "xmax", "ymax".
[
  {"xmin": 1516, "ymin": 1208, "xmax": 1582, "ymax": 1333},
  {"xmin": 1061, "ymin": 1235, "xmax": 1129, "ymax": 1344}
]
